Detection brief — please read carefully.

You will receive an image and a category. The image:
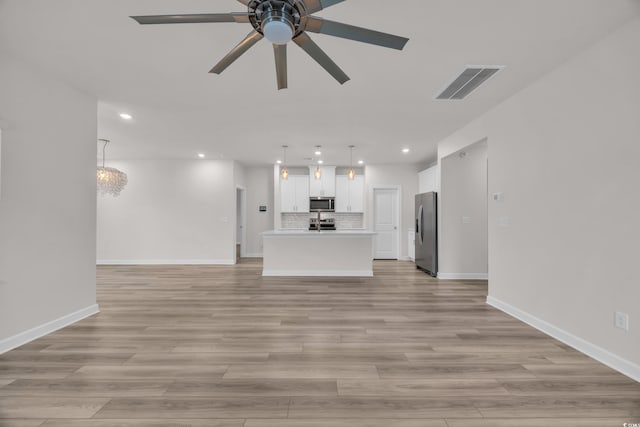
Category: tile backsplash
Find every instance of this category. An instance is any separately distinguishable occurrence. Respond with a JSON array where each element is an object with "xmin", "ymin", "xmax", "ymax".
[
  {"xmin": 334, "ymin": 213, "xmax": 365, "ymax": 229},
  {"xmin": 280, "ymin": 213, "xmax": 311, "ymax": 229},
  {"xmin": 281, "ymin": 213, "xmax": 364, "ymax": 230}
]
